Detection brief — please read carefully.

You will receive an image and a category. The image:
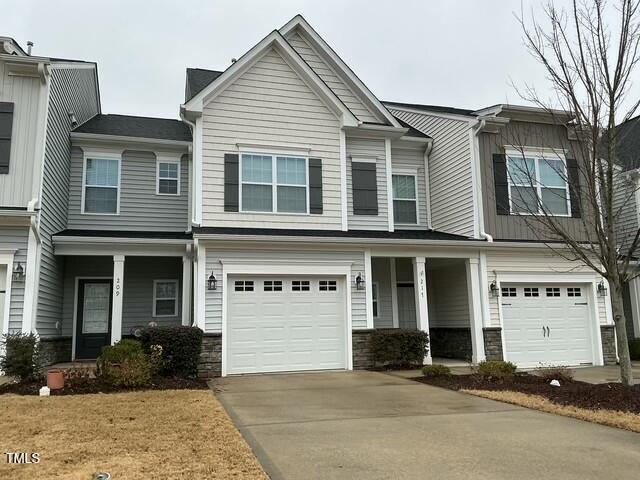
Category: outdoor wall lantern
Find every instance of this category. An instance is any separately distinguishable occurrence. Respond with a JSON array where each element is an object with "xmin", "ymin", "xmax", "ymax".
[
  {"xmin": 12, "ymin": 262, "xmax": 25, "ymax": 282},
  {"xmin": 355, "ymin": 273, "xmax": 365, "ymax": 290},
  {"xmin": 597, "ymin": 280, "xmax": 608, "ymax": 297},
  {"xmin": 489, "ymin": 281, "xmax": 499, "ymax": 297},
  {"xmin": 207, "ymin": 273, "xmax": 217, "ymax": 291}
]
